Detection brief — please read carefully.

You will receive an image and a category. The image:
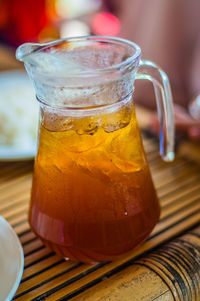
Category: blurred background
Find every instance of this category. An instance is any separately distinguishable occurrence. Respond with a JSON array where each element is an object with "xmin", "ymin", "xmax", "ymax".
[
  {"xmin": 0, "ymin": 0, "xmax": 200, "ymax": 160},
  {"xmin": 0, "ymin": 0, "xmax": 121, "ymax": 59}
]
